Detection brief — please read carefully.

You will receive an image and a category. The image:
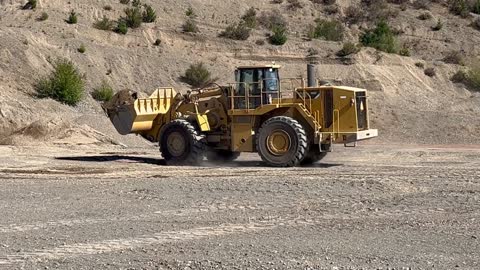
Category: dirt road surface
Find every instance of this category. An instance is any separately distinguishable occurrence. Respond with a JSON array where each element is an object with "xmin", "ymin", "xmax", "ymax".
[{"xmin": 0, "ymin": 144, "xmax": 479, "ymax": 269}]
